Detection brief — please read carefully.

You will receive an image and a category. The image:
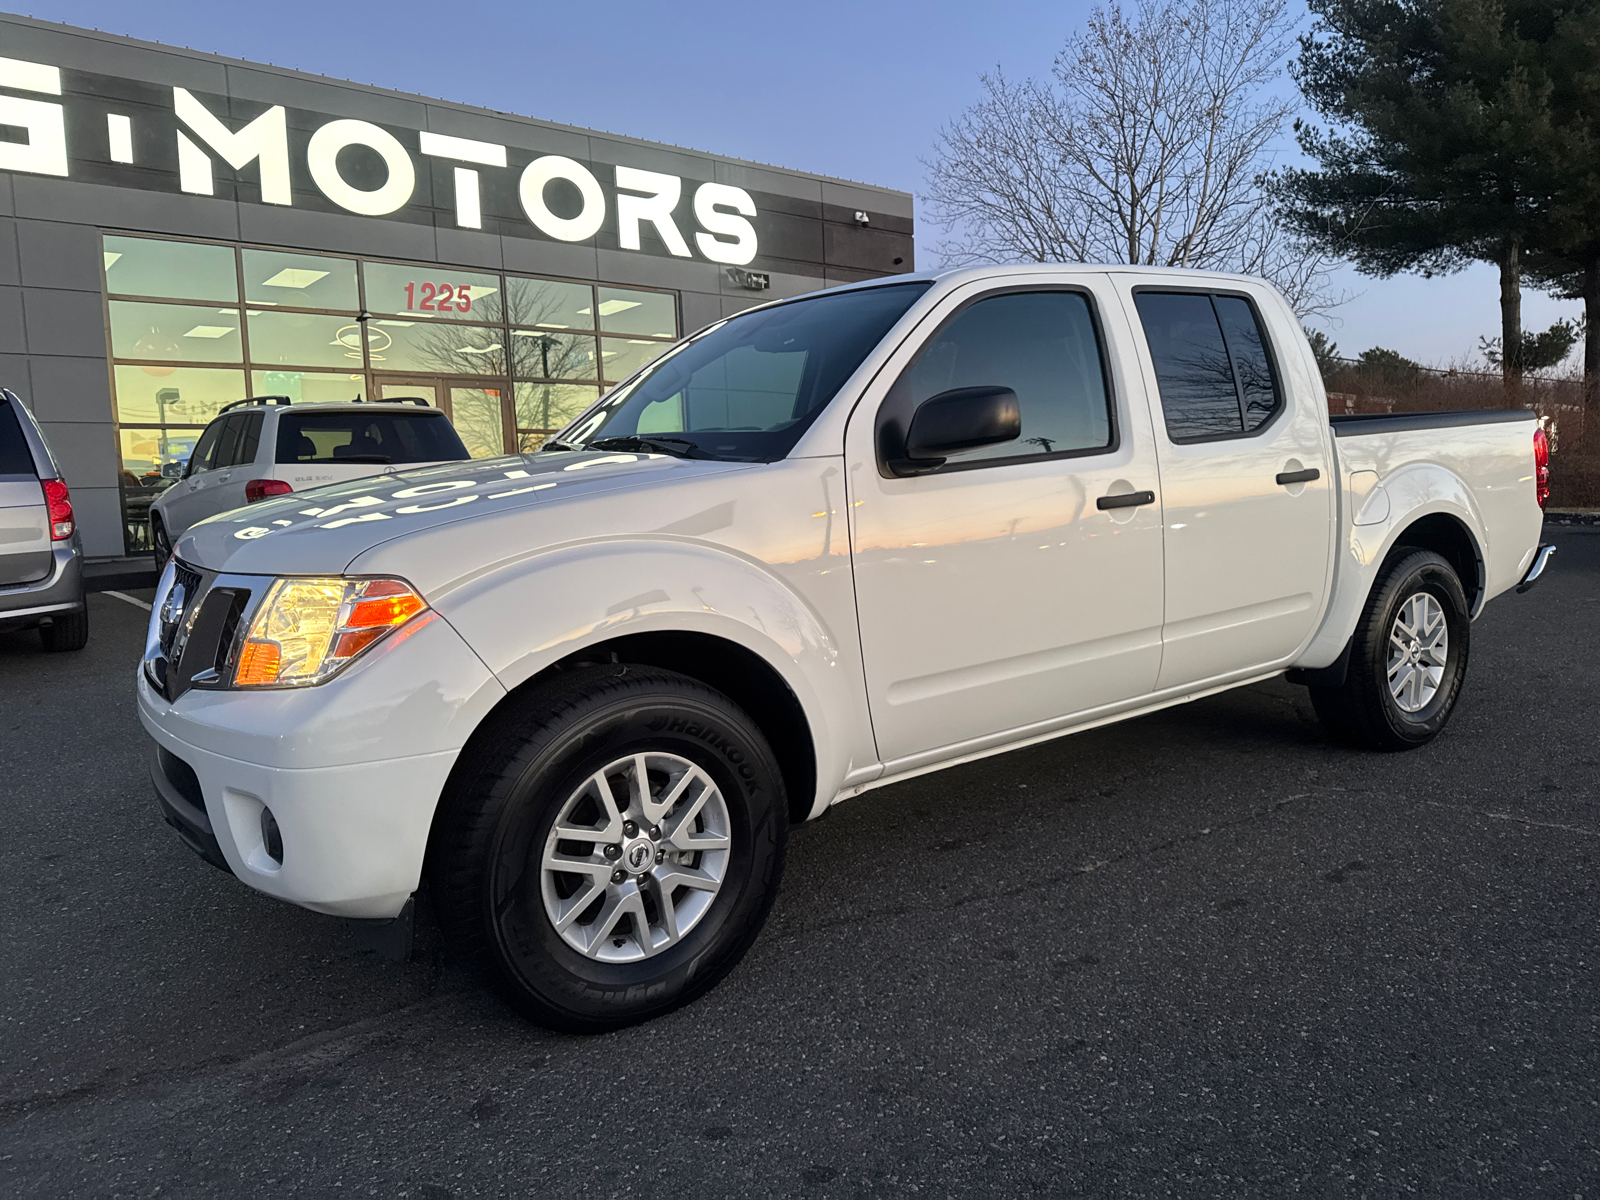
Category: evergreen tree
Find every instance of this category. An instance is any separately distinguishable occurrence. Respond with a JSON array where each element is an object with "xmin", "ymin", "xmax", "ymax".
[{"xmin": 1271, "ymin": 0, "xmax": 1568, "ymax": 383}]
